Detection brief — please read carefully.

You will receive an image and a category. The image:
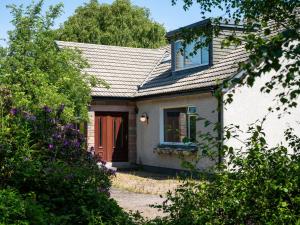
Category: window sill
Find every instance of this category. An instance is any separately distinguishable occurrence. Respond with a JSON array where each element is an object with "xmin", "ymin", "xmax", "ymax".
[
  {"xmin": 174, "ymin": 63, "xmax": 209, "ymax": 72},
  {"xmin": 154, "ymin": 144, "xmax": 197, "ymax": 156},
  {"xmin": 172, "ymin": 64, "xmax": 210, "ymax": 76}
]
